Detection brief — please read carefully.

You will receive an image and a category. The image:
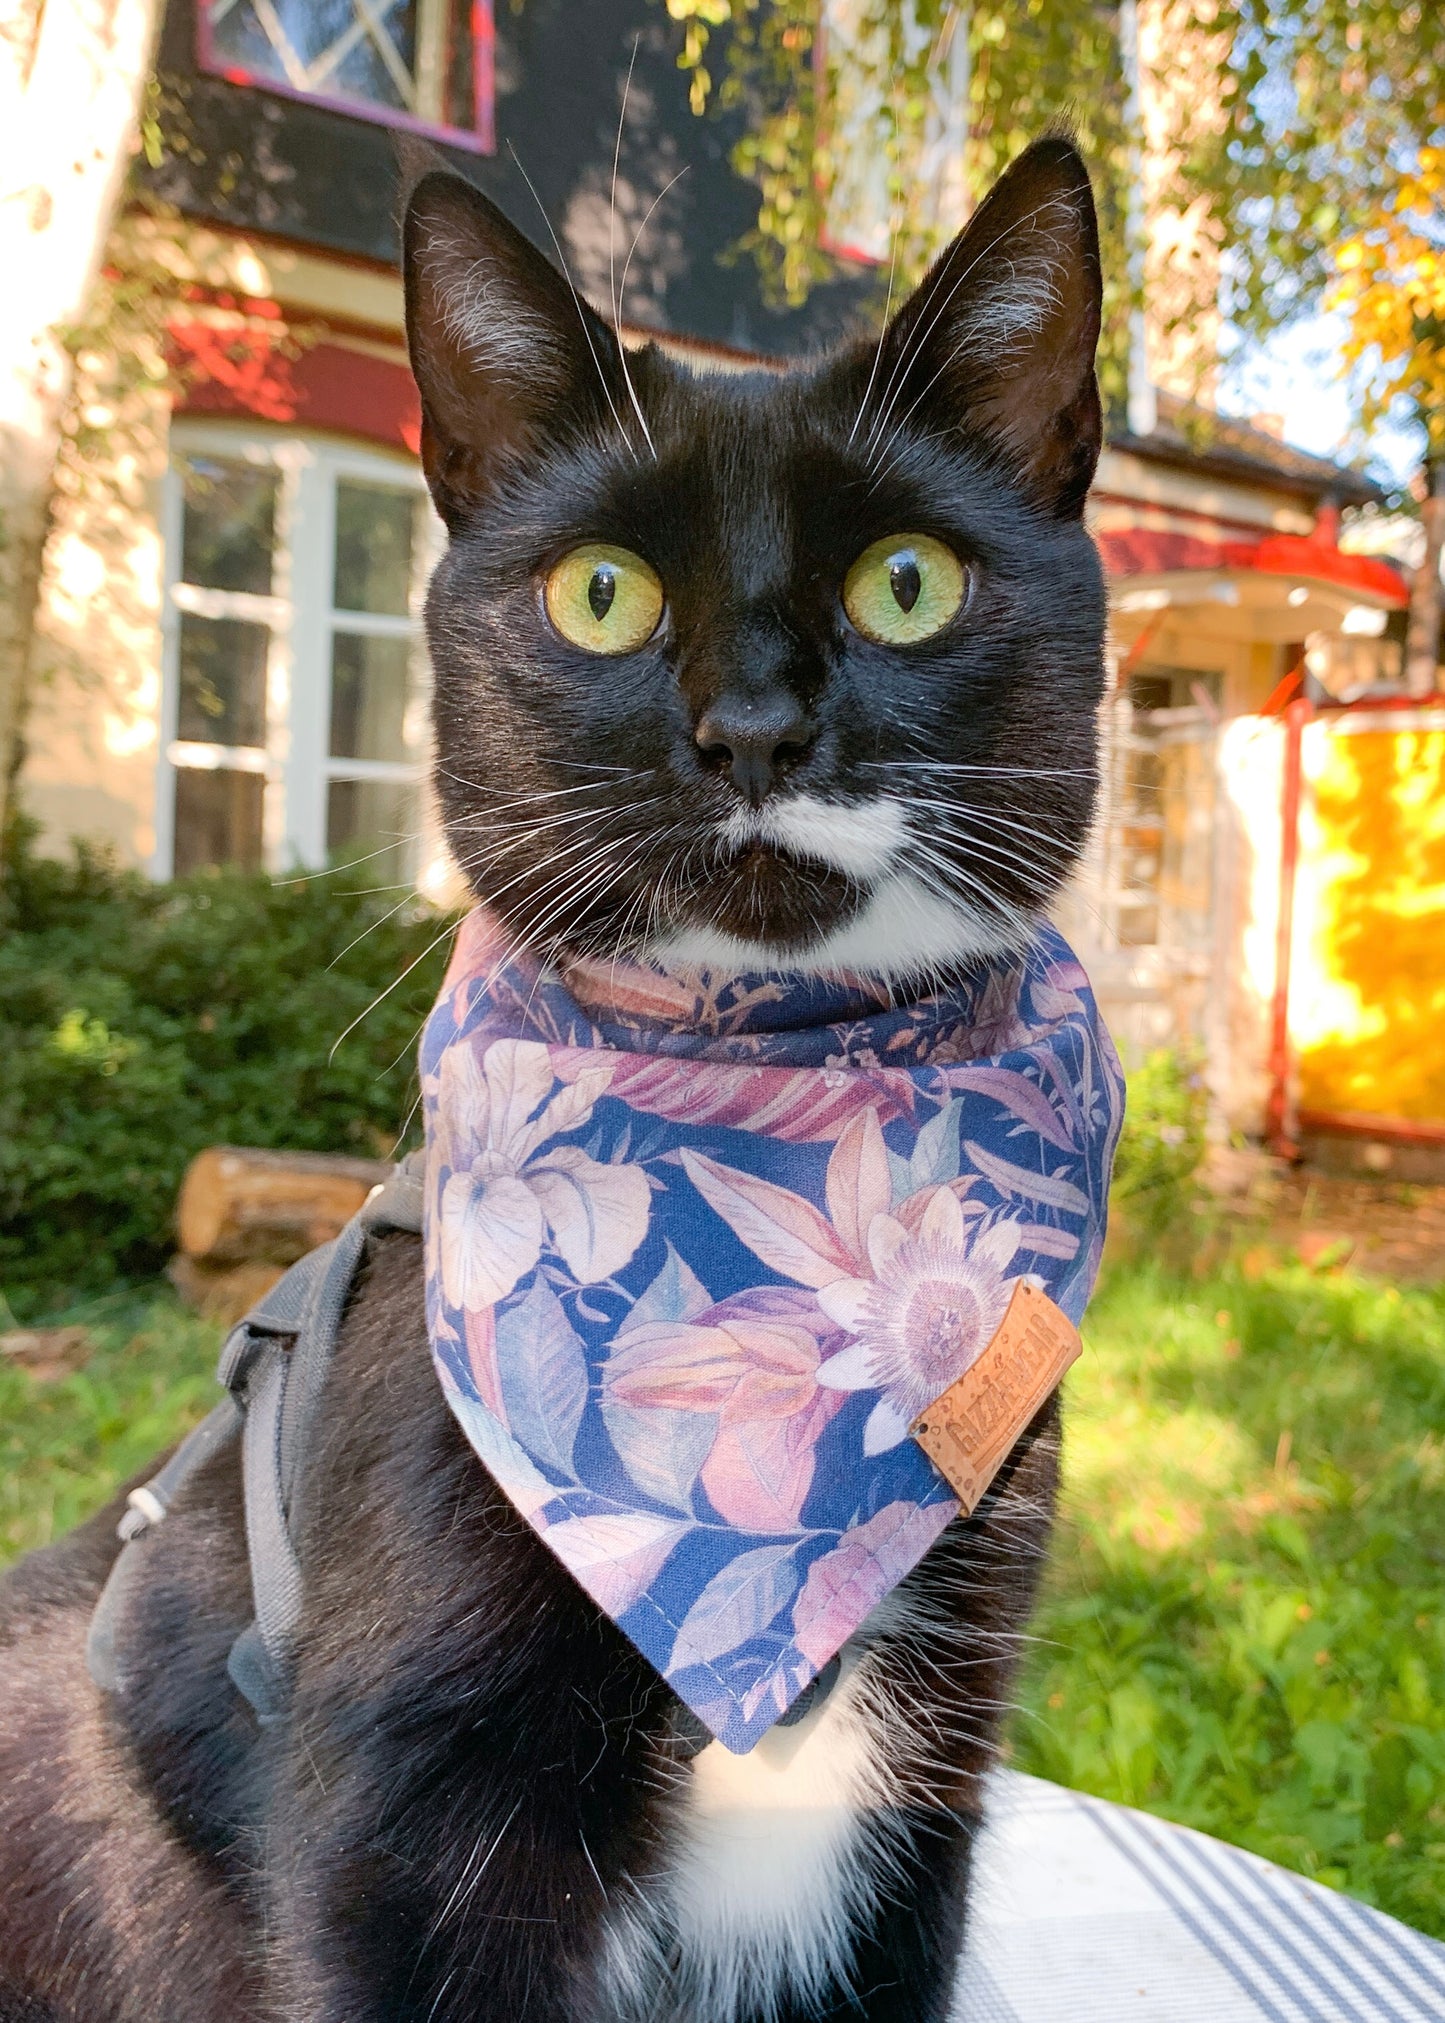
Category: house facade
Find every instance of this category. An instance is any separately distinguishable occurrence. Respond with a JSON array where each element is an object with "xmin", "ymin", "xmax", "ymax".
[{"xmin": 18, "ymin": 0, "xmax": 1427, "ymax": 1152}]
